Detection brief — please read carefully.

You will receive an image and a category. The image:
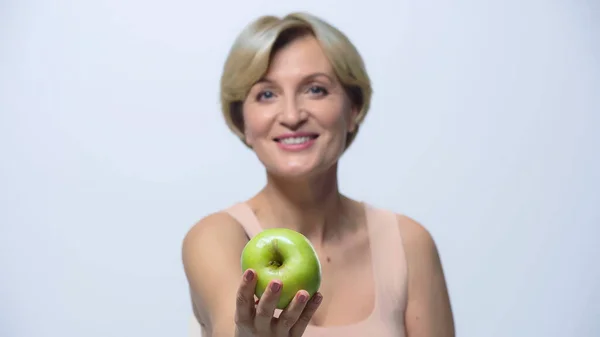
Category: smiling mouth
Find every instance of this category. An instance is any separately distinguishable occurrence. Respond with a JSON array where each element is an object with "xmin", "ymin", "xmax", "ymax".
[{"xmin": 274, "ymin": 135, "xmax": 319, "ymax": 145}]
